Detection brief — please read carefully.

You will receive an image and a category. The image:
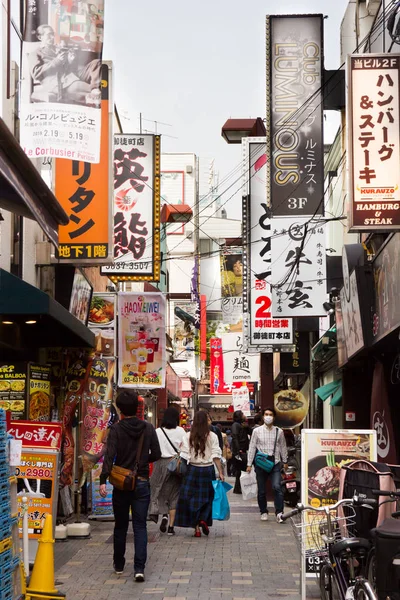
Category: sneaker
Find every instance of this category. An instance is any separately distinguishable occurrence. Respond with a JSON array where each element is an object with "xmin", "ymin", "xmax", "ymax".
[
  {"xmin": 167, "ymin": 526, "xmax": 175, "ymax": 536},
  {"xmin": 276, "ymin": 512, "xmax": 284, "ymax": 523},
  {"xmin": 160, "ymin": 515, "xmax": 168, "ymax": 533},
  {"xmin": 134, "ymin": 573, "xmax": 145, "ymax": 582},
  {"xmin": 260, "ymin": 513, "xmax": 268, "ymax": 521},
  {"xmin": 113, "ymin": 563, "xmax": 124, "ymax": 574}
]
